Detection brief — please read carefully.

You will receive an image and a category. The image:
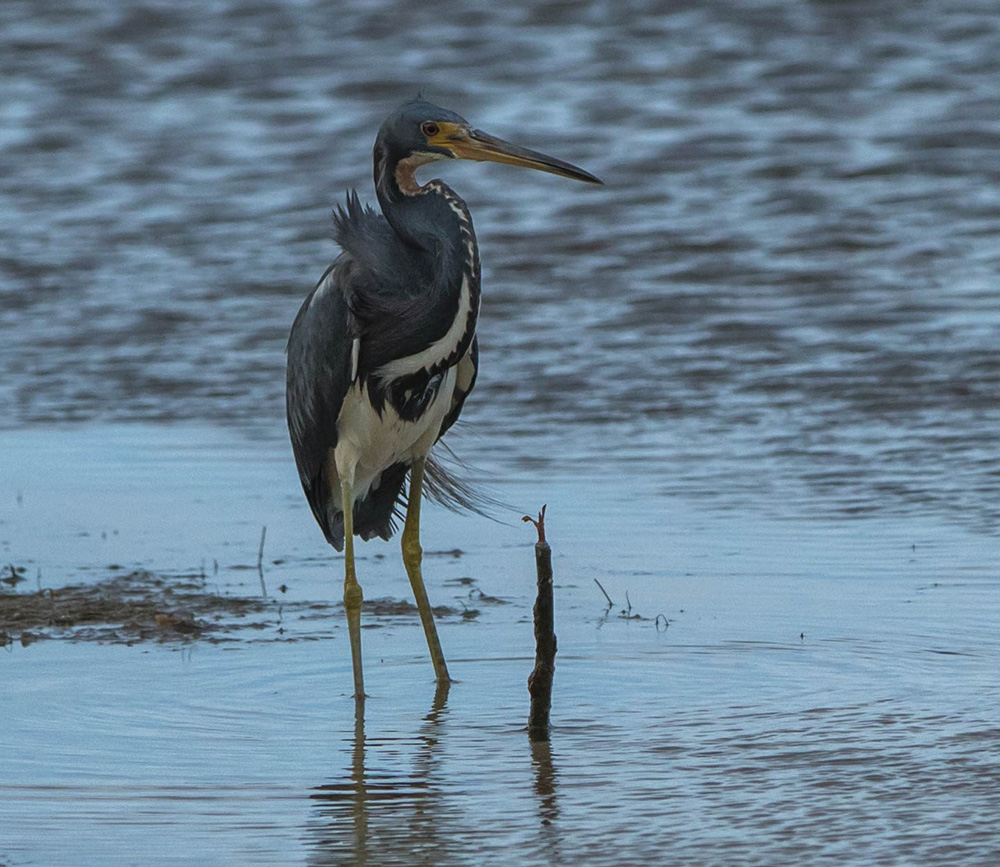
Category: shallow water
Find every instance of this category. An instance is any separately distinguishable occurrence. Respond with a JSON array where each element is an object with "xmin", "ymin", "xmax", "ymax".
[
  {"xmin": 4, "ymin": 428, "xmax": 1000, "ymax": 866},
  {"xmin": 3, "ymin": 0, "xmax": 1000, "ymax": 864}
]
